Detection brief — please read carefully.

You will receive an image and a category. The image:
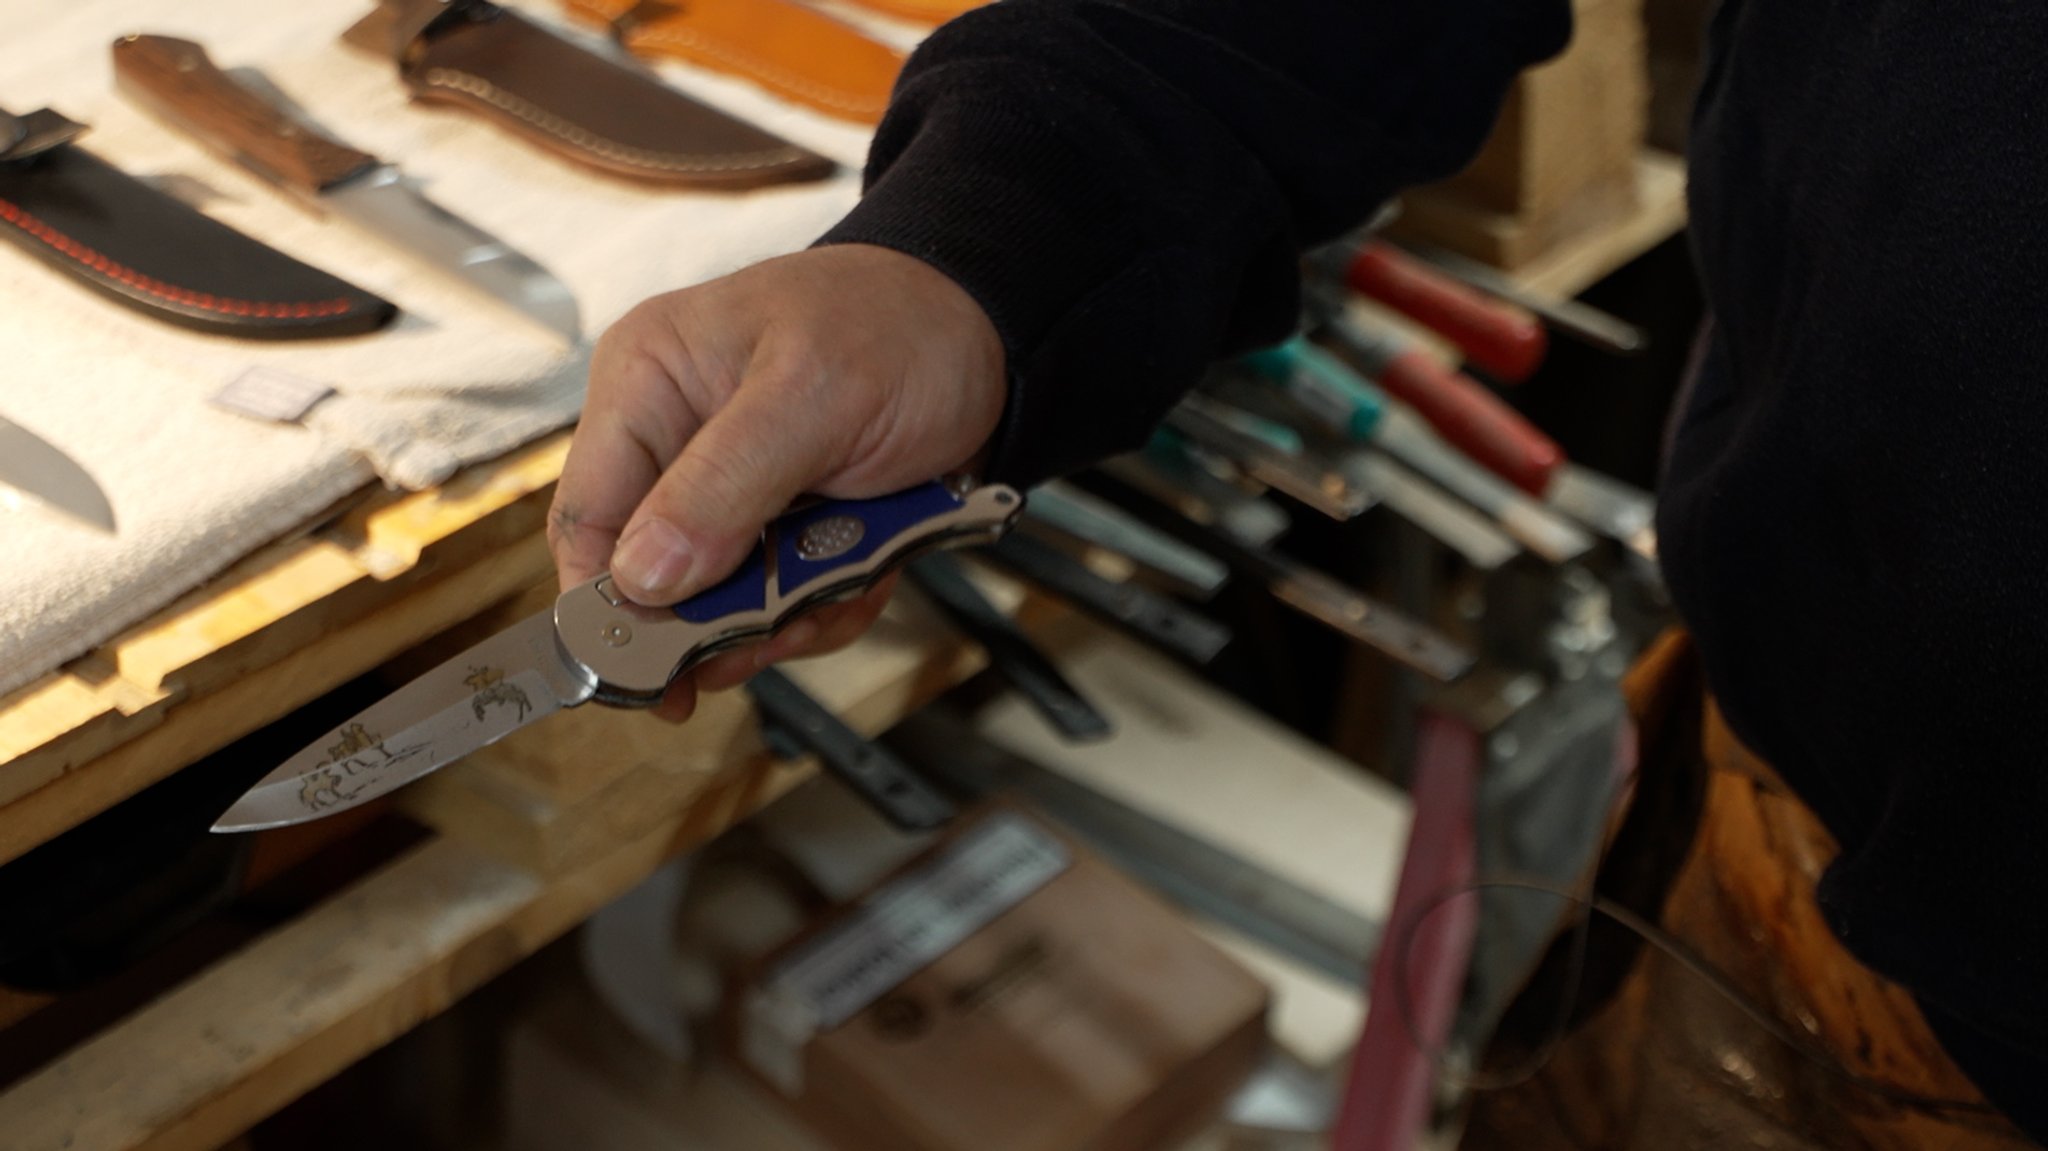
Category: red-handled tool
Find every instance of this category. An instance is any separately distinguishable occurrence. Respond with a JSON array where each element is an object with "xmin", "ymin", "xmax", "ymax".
[
  {"xmin": 1329, "ymin": 312, "xmax": 1565, "ymax": 497},
  {"xmin": 1346, "ymin": 242, "xmax": 1547, "ymax": 383}
]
